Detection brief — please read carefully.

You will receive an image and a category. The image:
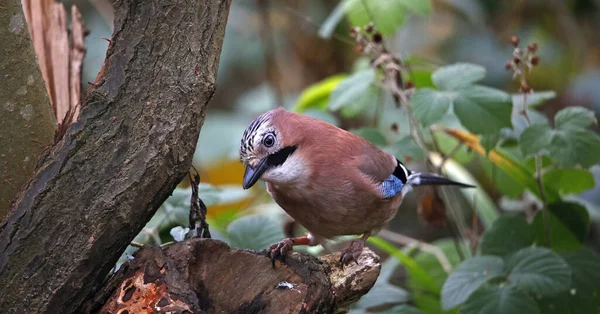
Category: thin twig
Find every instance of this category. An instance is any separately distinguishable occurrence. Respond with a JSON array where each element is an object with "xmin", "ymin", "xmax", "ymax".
[
  {"xmin": 470, "ymin": 195, "xmax": 479, "ymax": 256},
  {"xmin": 515, "ymin": 49, "xmax": 551, "ymax": 247},
  {"xmin": 378, "ymin": 229, "xmax": 452, "ymax": 274},
  {"xmin": 130, "ymin": 242, "xmax": 145, "ymax": 249},
  {"xmin": 257, "ymin": 0, "xmax": 283, "ymax": 107}
]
